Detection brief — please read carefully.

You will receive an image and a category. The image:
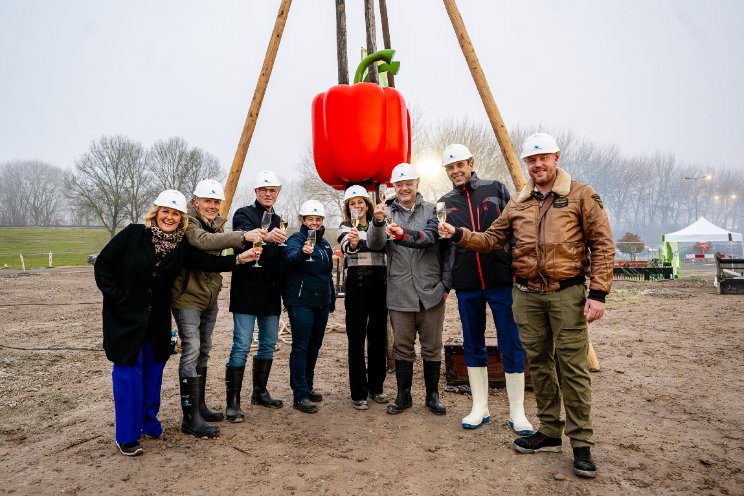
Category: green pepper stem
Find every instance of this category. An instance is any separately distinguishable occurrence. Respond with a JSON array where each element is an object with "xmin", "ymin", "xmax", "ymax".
[{"xmin": 353, "ymin": 49, "xmax": 396, "ymax": 84}]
